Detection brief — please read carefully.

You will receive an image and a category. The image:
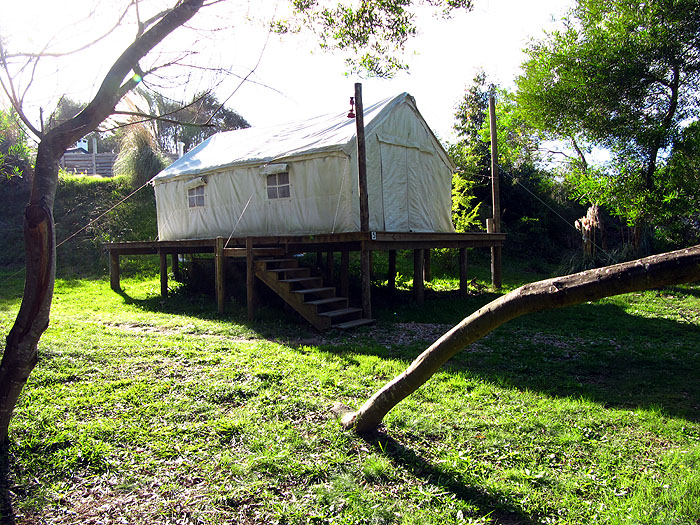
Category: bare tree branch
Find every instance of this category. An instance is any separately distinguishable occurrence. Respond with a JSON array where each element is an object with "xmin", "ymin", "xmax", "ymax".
[
  {"xmin": 3, "ymin": 2, "xmax": 135, "ymax": 59},
  {"xmin": 111, "ymin": 110, "xmax": 215, "ymax": 127}
]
